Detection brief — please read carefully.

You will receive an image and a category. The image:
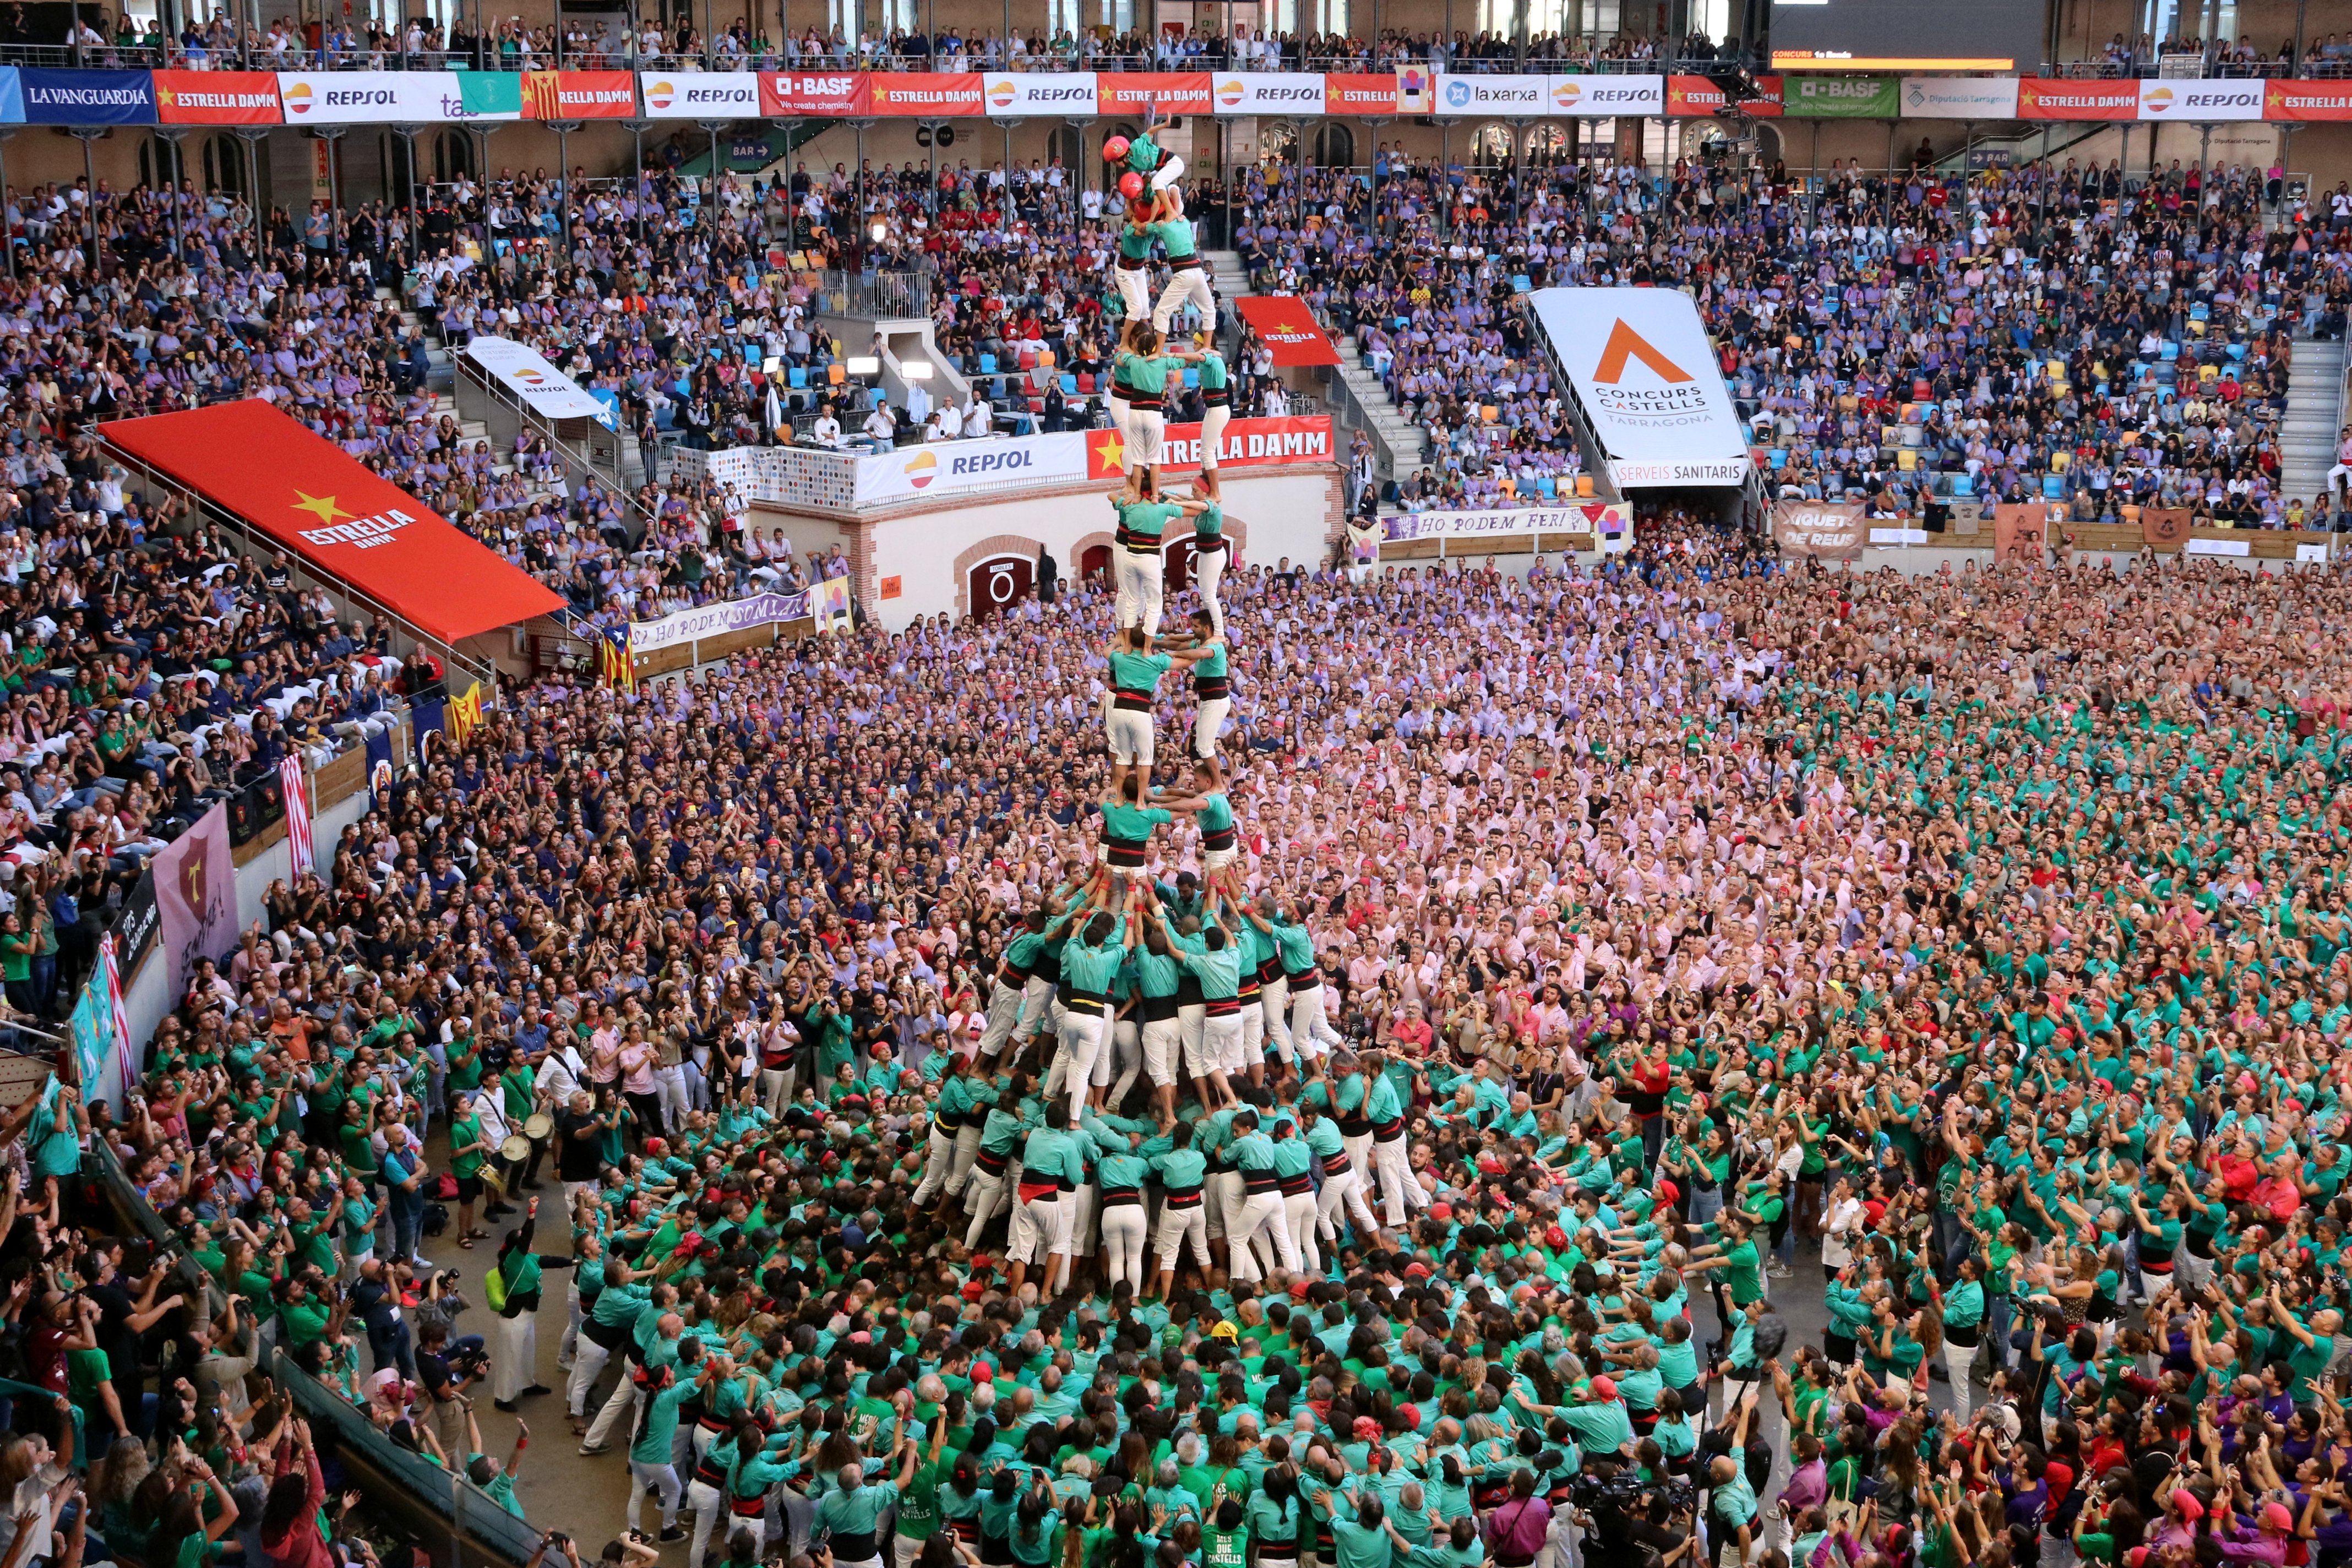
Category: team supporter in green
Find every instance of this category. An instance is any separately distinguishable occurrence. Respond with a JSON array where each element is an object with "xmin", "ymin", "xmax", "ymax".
[{"xmin": 625, "ymin": 1351, "xmax": 707, "ymax": 1540}]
